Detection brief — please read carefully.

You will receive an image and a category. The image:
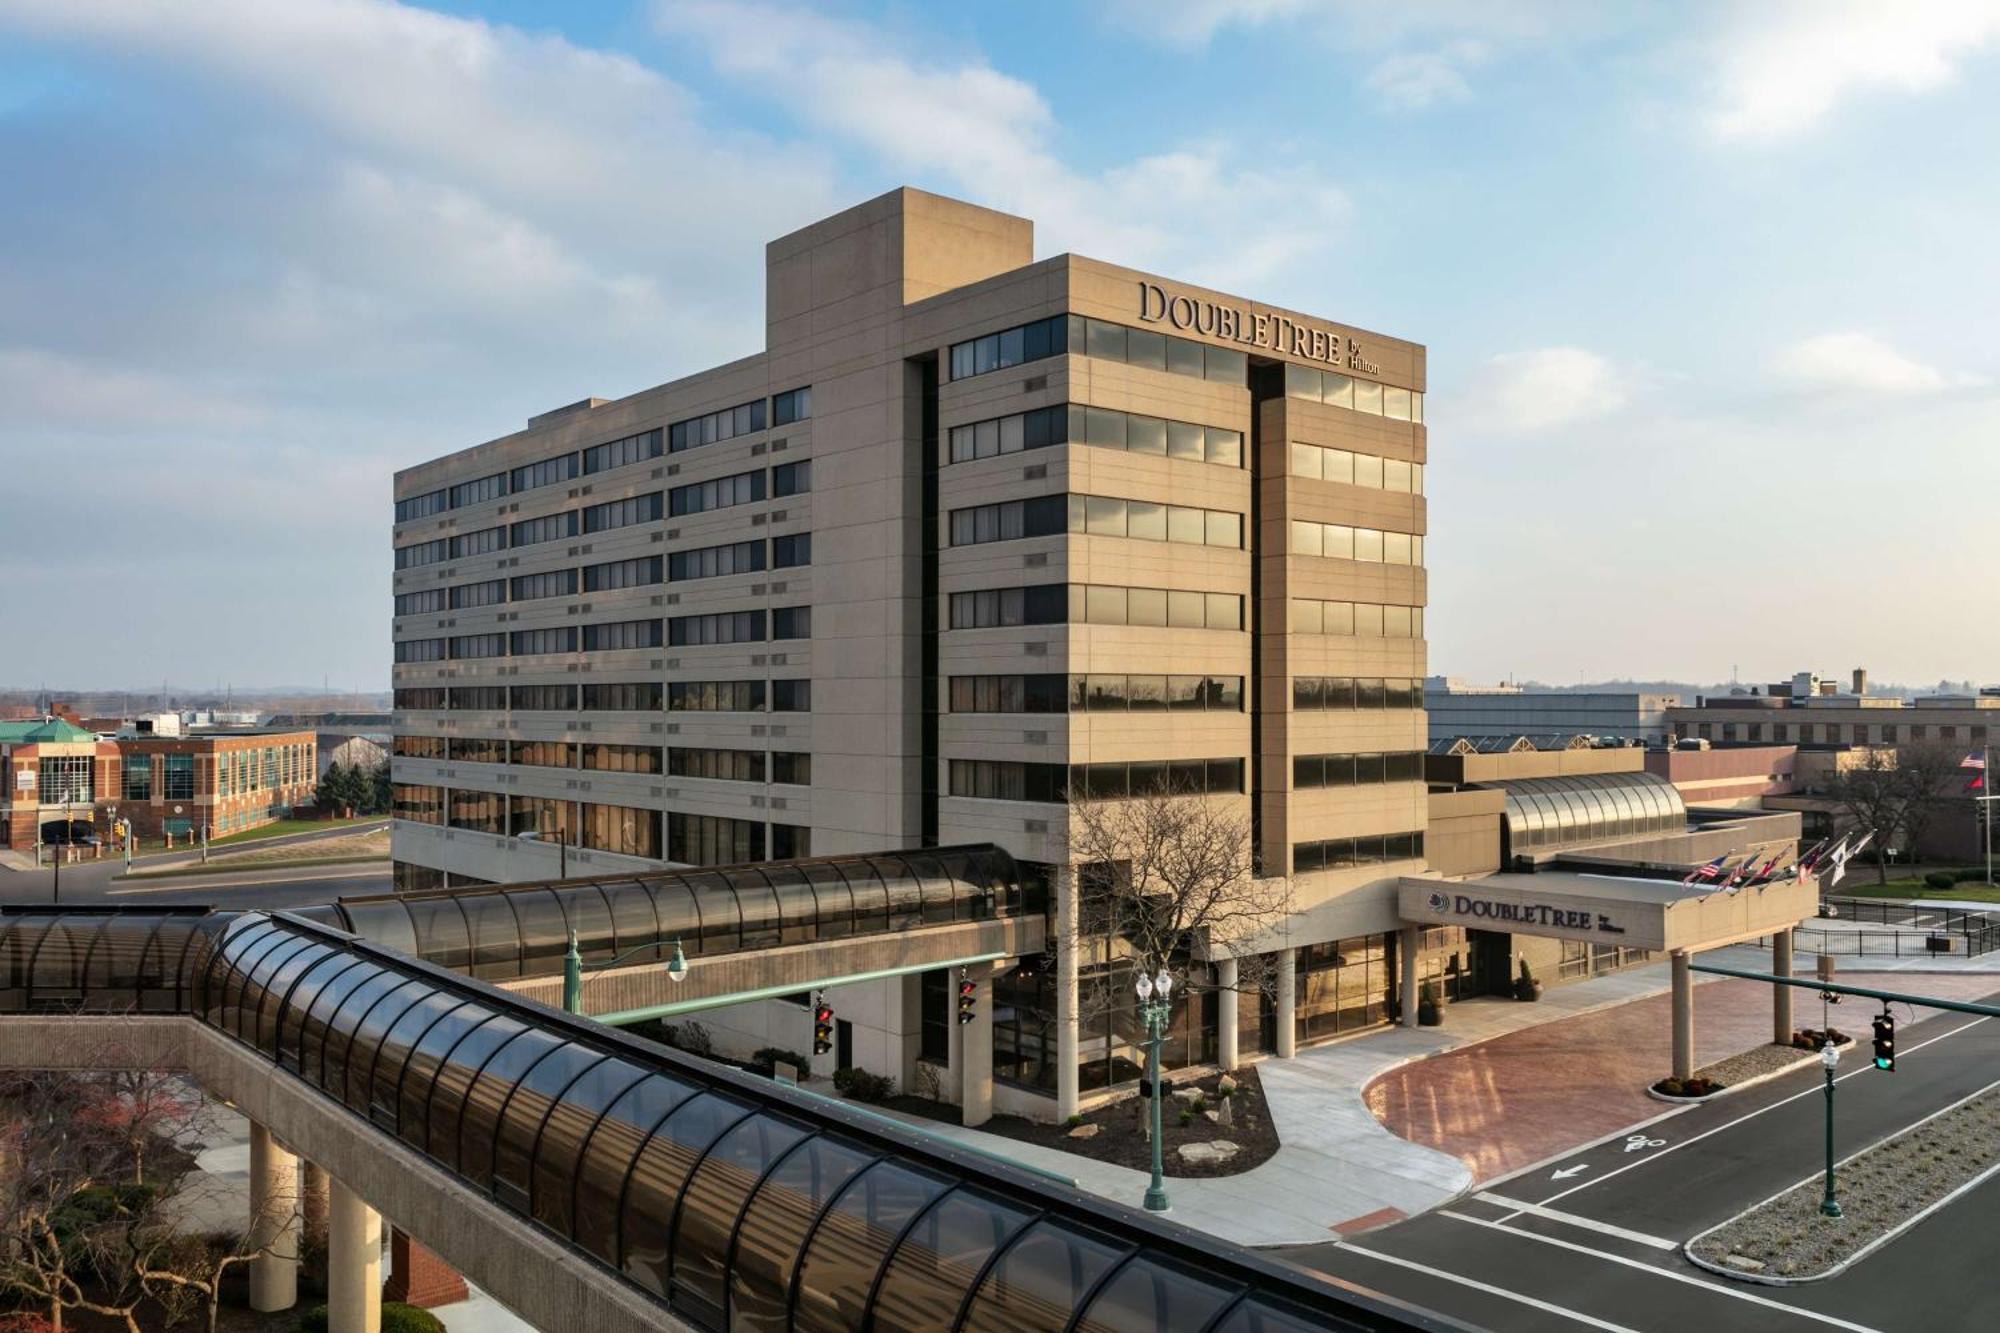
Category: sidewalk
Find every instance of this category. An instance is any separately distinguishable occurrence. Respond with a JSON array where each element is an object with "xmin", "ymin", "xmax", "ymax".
[{"xmin": 882, "ymin": 961, "xmax": 1699, "ymax": 1246}]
